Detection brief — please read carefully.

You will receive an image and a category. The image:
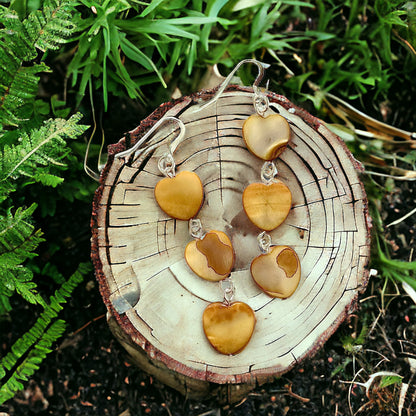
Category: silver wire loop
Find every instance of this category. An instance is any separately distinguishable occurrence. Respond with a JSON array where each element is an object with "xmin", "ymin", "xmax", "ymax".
[
  {"xmin": 261, "ymin": 161, "xmax": 278, "ymax": 184},
  {"xmin": 258, "ymin": 231, "xmax": 272, "ymax": 254},
  {"xmin": 115, "ymin": 116, "xmax": 186, "ymax": 162},
  {"xmin": 158, "ymin": 153, "xmax": 176, "ymax": 178},
  {"xmin": 220, "ymin": 277, "xmax": 235, "ymax": 306},
  {"xmin": 189, "ymin": 219, "xmax": 204, "ymax": 239},
  {"xmin": 253, "ymin": 90, "xmax": 269, "ymax": 117},
  {"xmin": 194, "ymin": 59, "xmax": 270, "ymax": 112}
]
